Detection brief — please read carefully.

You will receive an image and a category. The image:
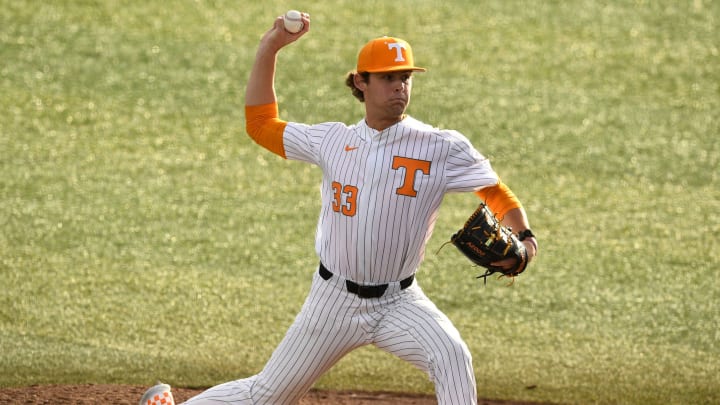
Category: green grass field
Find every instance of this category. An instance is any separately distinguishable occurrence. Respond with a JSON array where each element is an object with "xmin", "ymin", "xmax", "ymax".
[{"xmin": 1, "ymin": 1, "xmax": 718, "ymax": 404}]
